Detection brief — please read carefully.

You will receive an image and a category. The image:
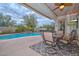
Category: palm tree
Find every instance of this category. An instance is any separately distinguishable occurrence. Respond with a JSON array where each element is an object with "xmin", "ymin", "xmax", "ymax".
[{"xmin": 23, "ymin": 14, "xmax": 37, "ymax": 32}]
